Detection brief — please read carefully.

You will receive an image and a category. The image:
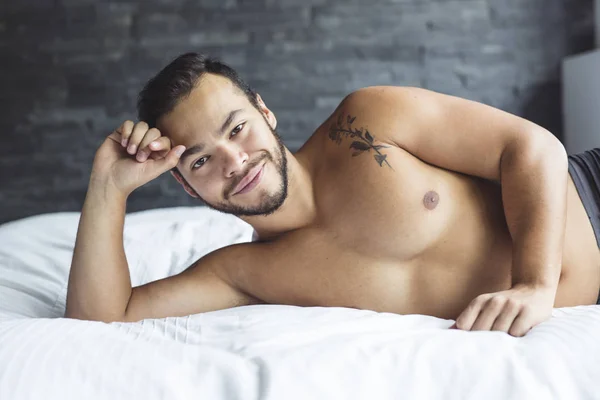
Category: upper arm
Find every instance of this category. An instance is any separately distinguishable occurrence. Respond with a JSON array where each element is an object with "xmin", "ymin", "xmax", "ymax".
[
  {"xmin": 343, "ymin": 86, "xmax": 563, "ymax": 181},
  {"xmin": 123, "ymin": 243, "xmax": 263, "ymax": 322}
]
